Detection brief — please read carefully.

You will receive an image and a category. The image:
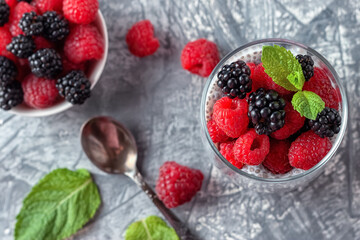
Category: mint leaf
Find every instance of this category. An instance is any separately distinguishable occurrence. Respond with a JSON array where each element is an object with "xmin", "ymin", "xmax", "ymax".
[
  {"xmin": 262, "ymin": 45, "xmax": 306, "ymax": 91},
  {"xmin": 125, "ymin": 216, "xmax": 179, "ymax": 240},
  {"xmin": 15, "ymin": 168, "xmax": 101, "ymax": 240},
  {"xmin": 292, "ymin": 91, "xmax": 325, "ymax": 120}
]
